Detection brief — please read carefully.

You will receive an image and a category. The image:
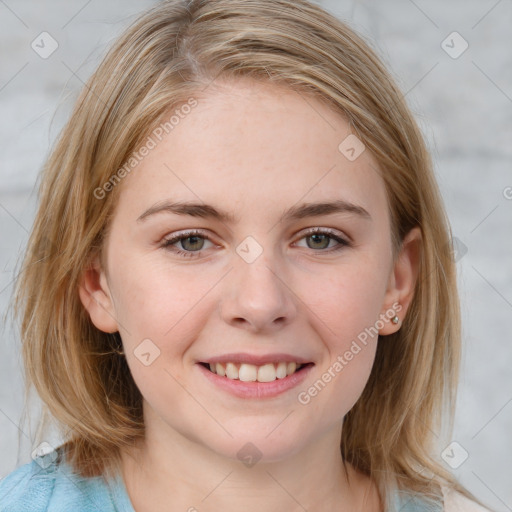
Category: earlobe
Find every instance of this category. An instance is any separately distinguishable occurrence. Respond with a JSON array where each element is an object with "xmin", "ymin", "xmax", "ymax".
[
  {"xmin": 379, "ymin": 226, "xmax": 422, "ymax": 335},
  {"xmin": 78, "ymin": 255, "xmax": 119, "ymax": 333}
]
